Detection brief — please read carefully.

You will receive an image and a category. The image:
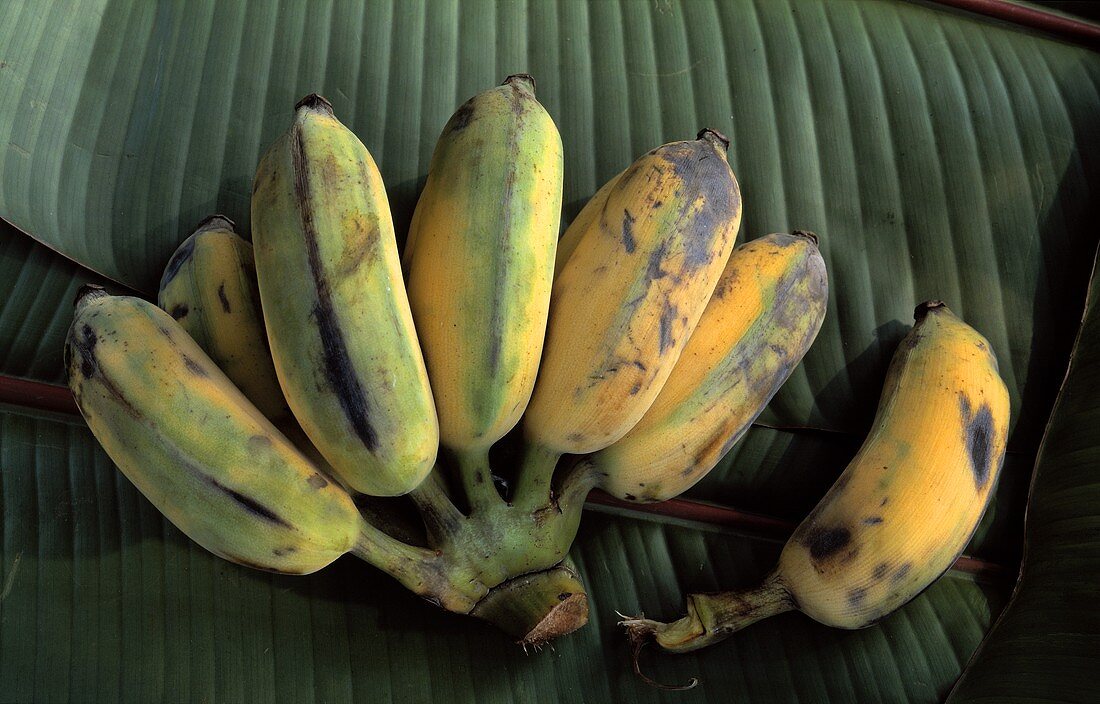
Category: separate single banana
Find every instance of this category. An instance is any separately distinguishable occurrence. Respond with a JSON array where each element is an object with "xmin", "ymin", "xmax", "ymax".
[
  {"xmin": 403, "ymin": 75, "xmax": 562, "ymax": 504},
  {"xmin": 624, "ymin": 302, "xmax": 1010, "ymax": 652},
  {"xmin": 251, "ymin": 94, "xmax": 438, "ymax": 497},
  {"xmin": 67, "ymin": 286, "xmax": 365, "ymax": 574},
  {"xmin": 591, "ymin": 232, "xmax": 827, "ymax": 502},
  {"xmin": 158, "ymin": 215, "xmax": 291, "ymax": 424},
  {"xmin": 516, "ymin": 130, "xmax": 742, "ymax": 503}
]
